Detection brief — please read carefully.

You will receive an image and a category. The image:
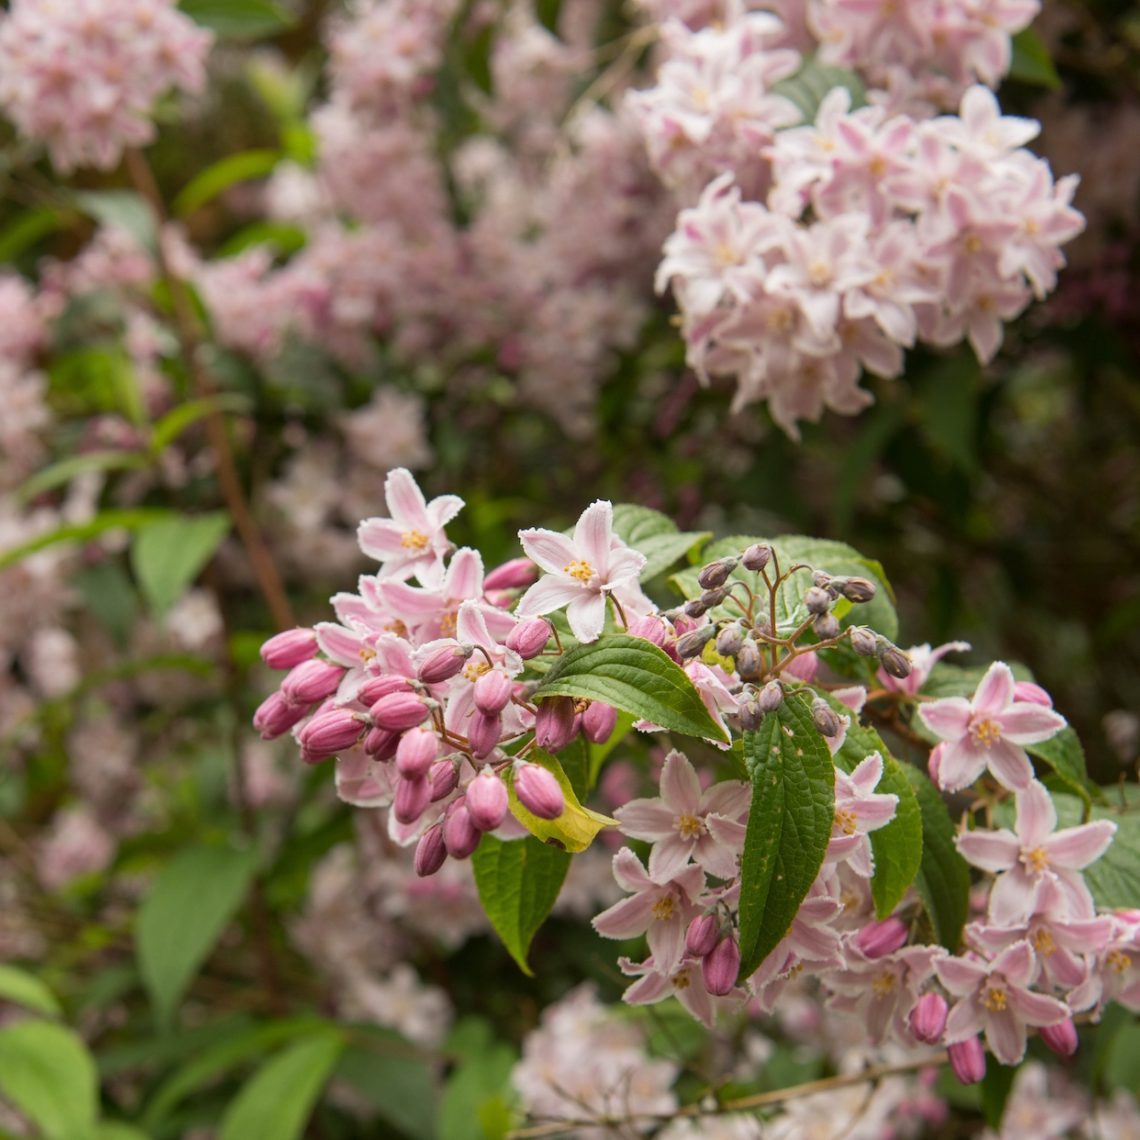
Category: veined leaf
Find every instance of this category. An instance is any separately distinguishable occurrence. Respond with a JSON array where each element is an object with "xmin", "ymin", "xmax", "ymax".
[
  {"xmin": 611, "ymin": 503, "xmax": 710, "ymax": 582},
  {"xmin": 737, "ymin": 699, "xmax": 835, "ymax": 978},
  {"xmin": 531, "ymin": 634, "xmax": 727, "ymax": 744},
  {"xmin": 505, "ymin": 748, "xmax": 617, "ymax": 853},
  {"xmin": 771, "ymin": 56, "xmax": 865, "ymax": 122}
]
